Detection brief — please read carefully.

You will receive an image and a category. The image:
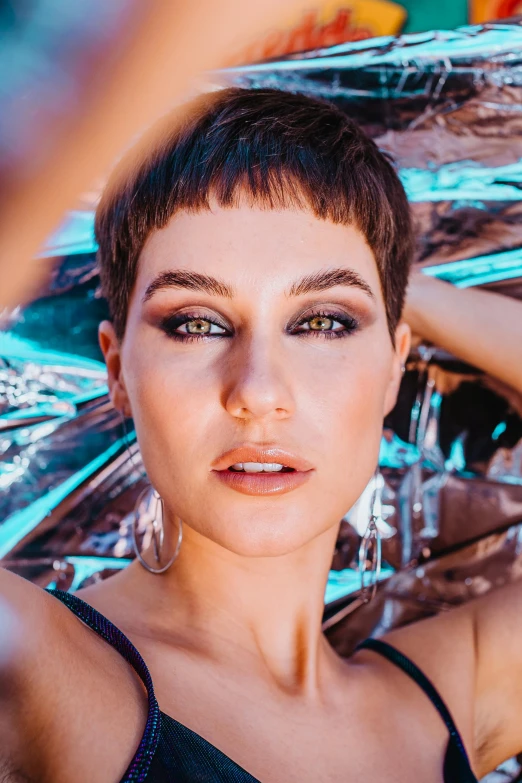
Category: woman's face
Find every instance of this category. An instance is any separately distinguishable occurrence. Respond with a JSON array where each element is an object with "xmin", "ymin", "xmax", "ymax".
[{"xmin": 100, "ymin": 203, "xmax": 410, "ymax": 557}]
